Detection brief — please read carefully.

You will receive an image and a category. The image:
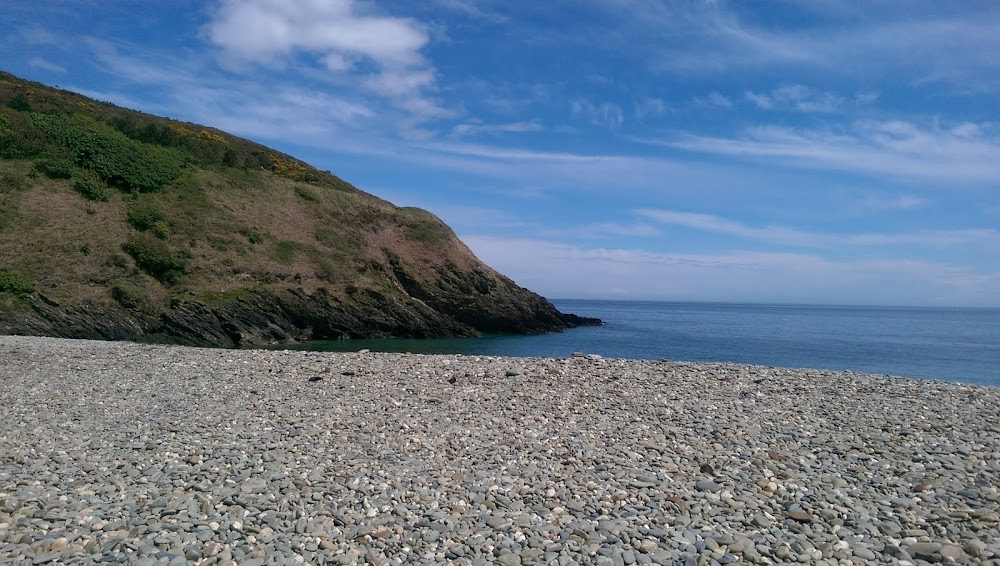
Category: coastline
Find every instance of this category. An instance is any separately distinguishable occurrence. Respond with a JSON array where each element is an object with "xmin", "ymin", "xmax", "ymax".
[{"xmin": 1, "ymin": 335, "xmax": 998, "ymax": 564}]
